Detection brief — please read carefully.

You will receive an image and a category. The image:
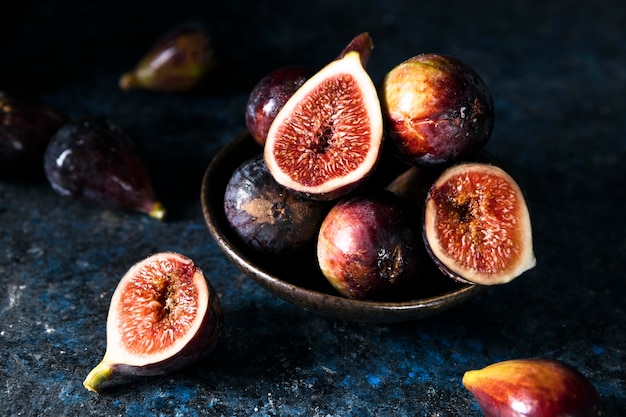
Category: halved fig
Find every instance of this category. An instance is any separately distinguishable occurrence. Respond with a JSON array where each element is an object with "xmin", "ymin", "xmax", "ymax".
[
  {"xmin": 83, "ymin": 252, "xmax": 222, "ymax": 393},
  {"xmin": 423, "ymin": 162, "xmax": 535, "ymax": 285},
  {"xmin": 263, "ymin": 35, "xmax": 383, "ymax": 201}
]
